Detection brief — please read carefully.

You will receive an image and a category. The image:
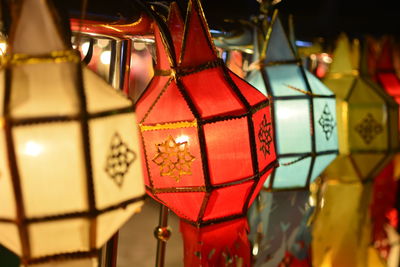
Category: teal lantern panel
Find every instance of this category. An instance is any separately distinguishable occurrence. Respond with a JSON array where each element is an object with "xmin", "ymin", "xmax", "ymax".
[{"xmin": 246, "ymin": 11, "xmax": 338, "ymax": 190}]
